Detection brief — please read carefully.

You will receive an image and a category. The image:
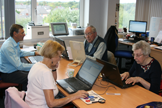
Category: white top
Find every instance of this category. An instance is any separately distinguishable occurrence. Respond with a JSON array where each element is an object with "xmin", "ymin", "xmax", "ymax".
[{"xmin": 25, "ymin": 62, "xmax": 59, "ymax": 108}]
